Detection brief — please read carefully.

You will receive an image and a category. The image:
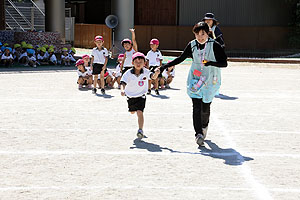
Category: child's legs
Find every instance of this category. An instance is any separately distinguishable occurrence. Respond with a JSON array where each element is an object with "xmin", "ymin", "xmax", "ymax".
[
  {"xmin": 160, "ymin": 78, "xmax": 165, "ymax": 86},
  {"xmin": 100, "ymin": 70, "xmax": 105, "ymax": 88},
  {"xmin": 167, "ymin": 76, "xmax": 173, "ymax": 84},
  {"xmin": 154, "ymin": 78, "xmax": 159, "ymax": 89},
  {"xmin": 136, "ymin": 110, "xmax": 144, "ymax": 130},
  {"xmin": 87, "ymin": 76, "xmax": 93, "ymax": 85},
  {"xmin": 93, "ymin": 75, "xmax": 98, "ymax": 88},
  {"xmin": 148, "ymin": 80, "xmax": 152, "ymax": 90},
  {"xmin": 78, "ymin": 77, "xmax": 84, "ymax": 85}
]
